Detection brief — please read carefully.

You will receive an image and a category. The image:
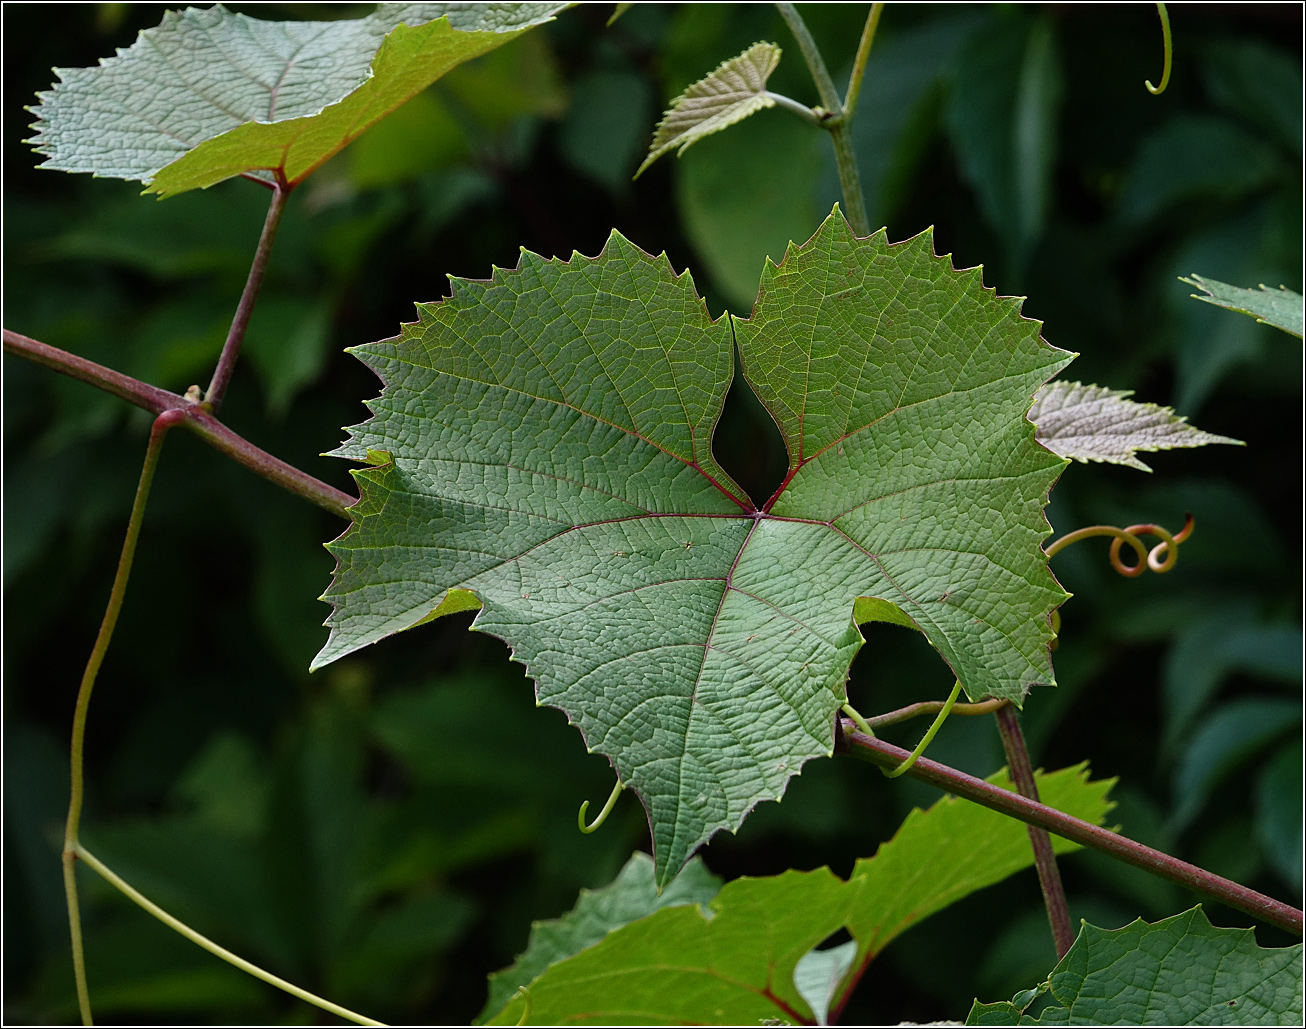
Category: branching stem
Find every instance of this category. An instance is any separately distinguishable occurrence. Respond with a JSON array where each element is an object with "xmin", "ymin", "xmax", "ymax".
[
  {"xmin": 3, "ymin": 330, "xmax": 355, "ymax": 519},
  {"xmin": 62, "ymin": 410, "xmax": 179, "ymax": 1025},
  {"xmin": 994, "ymin": 705, "xmax": 1075, "ymax": 958},
  {"xmin": 775, "ymin": 3, "xmax": 842, "ymax": 112},
  {"xmin": 837, "ymin": 720, "xmax": 1304, "ymax": 936},
  {"xmin": 774, "ymin": 1, "xmax": 873, "ymax": 235},
  {"xmin": 74, "ymin": 845, "xmax": 386, "ymax": 1026},
  {"xmin": 205, "ymin": 179, "xmax": 289, "ymax": 411}
]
